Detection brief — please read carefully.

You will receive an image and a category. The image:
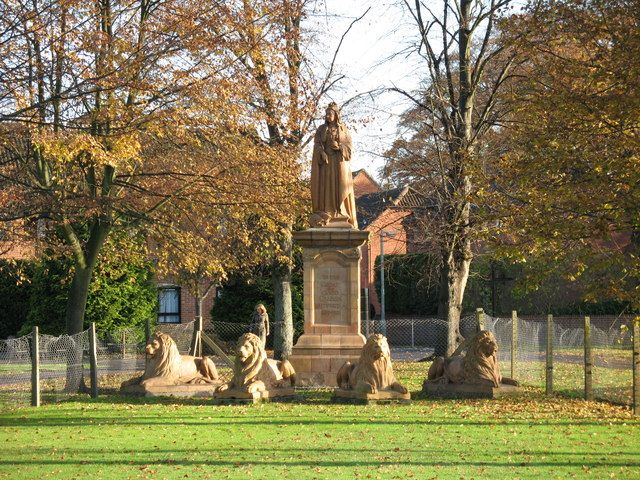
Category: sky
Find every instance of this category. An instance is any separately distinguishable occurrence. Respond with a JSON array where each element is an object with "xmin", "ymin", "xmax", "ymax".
[{"xmin": 304, "ymin": 1, "xmax": 424, "ymax": 181}]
